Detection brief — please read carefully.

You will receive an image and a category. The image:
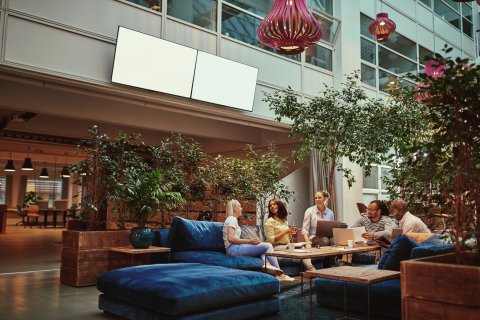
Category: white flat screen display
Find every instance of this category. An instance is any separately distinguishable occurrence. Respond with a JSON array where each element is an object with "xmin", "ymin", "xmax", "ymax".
[
  {"xmin": 191, "ymin": 51, "xmax": 258, "ymax": 111},
  {"xmin": 112, "ymin": 27, "xmax": 197, "ymax": 98}
]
